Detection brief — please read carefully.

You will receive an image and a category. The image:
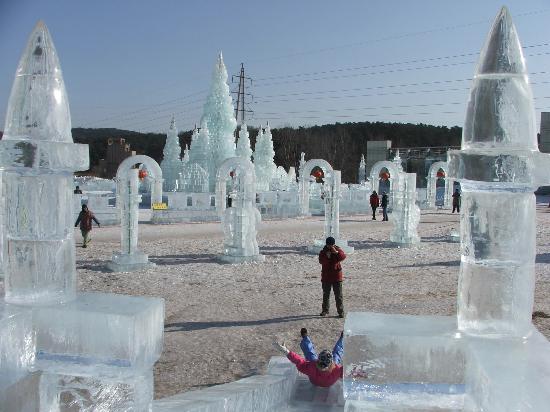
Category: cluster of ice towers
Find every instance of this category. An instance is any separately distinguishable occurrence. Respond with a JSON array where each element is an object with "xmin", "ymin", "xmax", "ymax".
[
  {"xmin": 0, "ymin": 22, "xmax": 164, "ymax": 410},
  {"xmin": 159, "ymin": 53, "xmax": 289, "ymax": 195},
  {"xmin": 2, "ymin": 5, "xmax": 550, "ymax": 412}
]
